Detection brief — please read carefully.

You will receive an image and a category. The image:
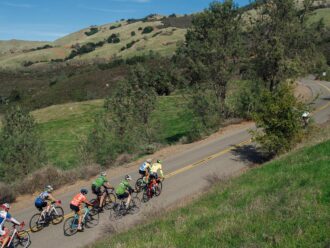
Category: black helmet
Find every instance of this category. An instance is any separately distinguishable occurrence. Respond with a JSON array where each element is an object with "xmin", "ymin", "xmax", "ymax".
[{"xmin": 81, "ymin": 188, "xmax": 88, "ymax": 195}]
